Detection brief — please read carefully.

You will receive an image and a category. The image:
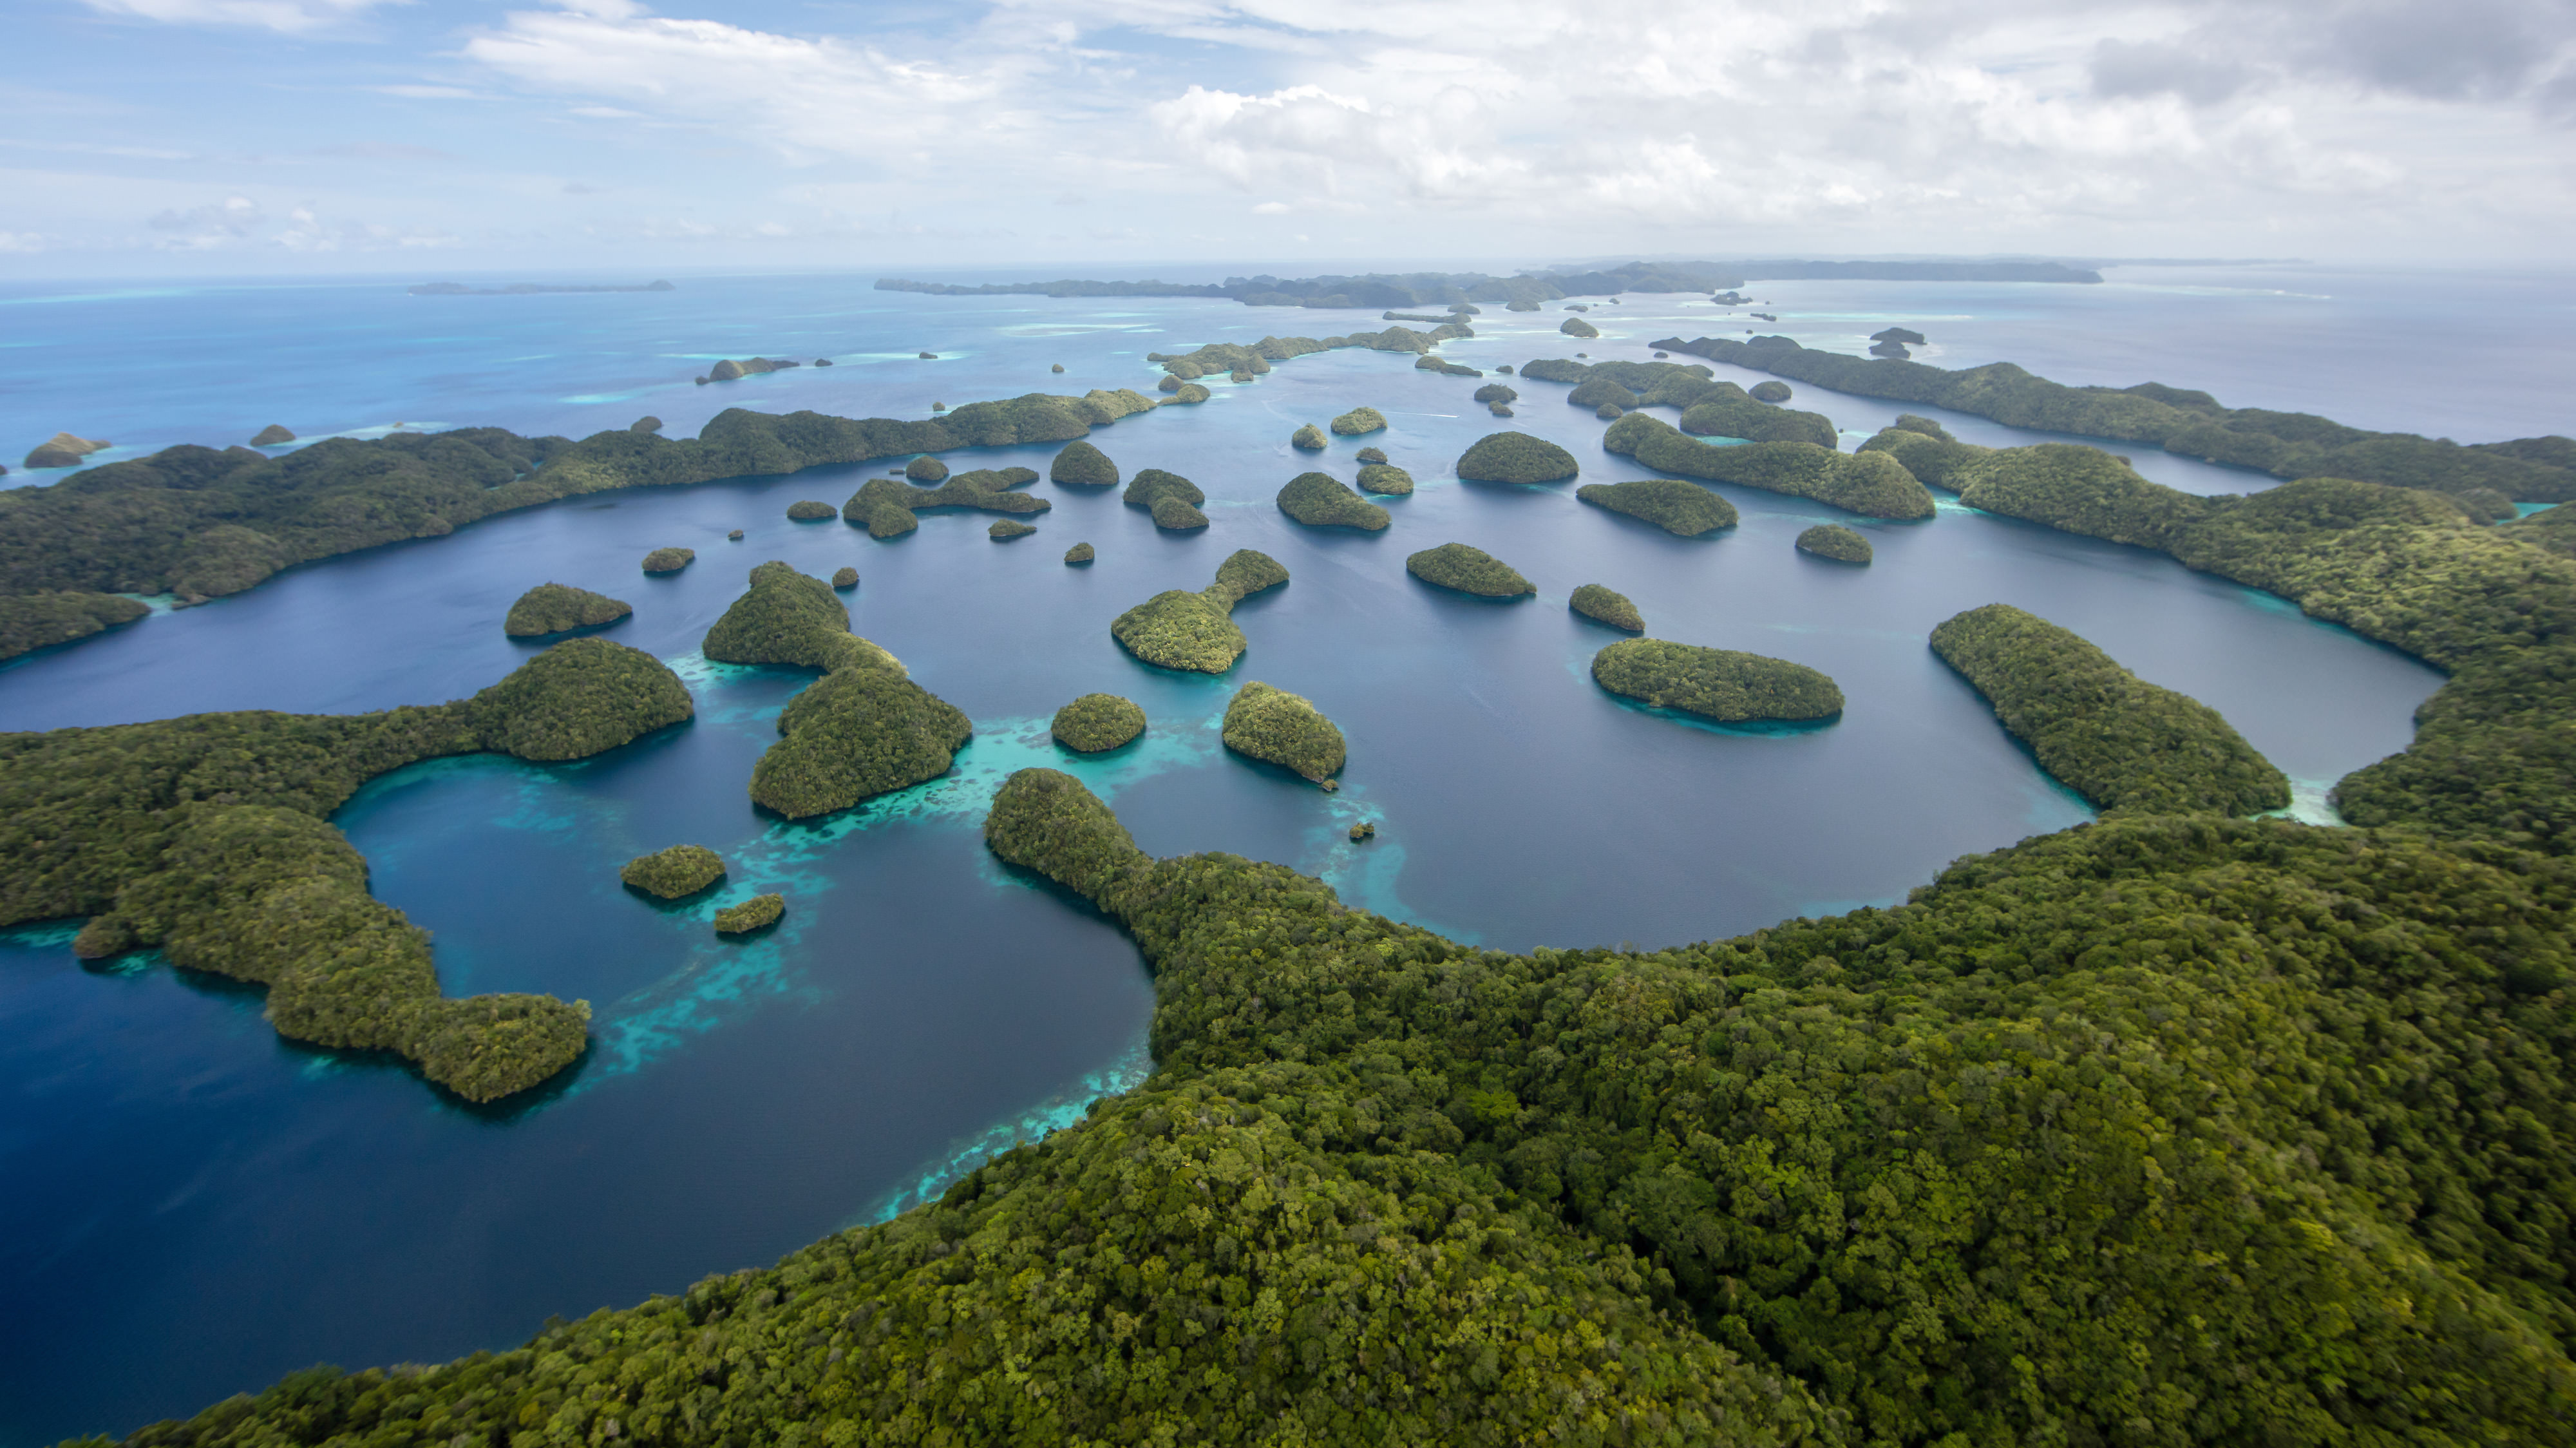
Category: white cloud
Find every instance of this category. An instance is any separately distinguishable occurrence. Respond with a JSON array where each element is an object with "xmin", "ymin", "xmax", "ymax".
[{"xmin": 82, "ymin": 0, "xmax": 402, "ymax": 33}]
